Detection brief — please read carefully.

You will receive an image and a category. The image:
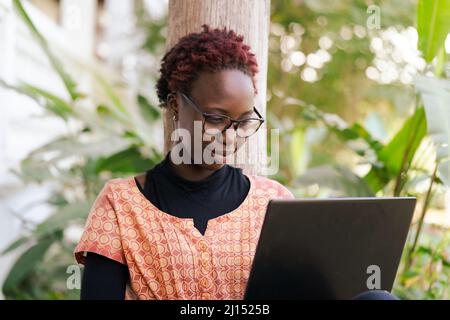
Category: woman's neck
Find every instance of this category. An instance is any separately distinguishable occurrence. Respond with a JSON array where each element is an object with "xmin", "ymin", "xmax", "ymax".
[{"xmin": 166, "ymin": 153, "xmax": 221, "ymax": 182}]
